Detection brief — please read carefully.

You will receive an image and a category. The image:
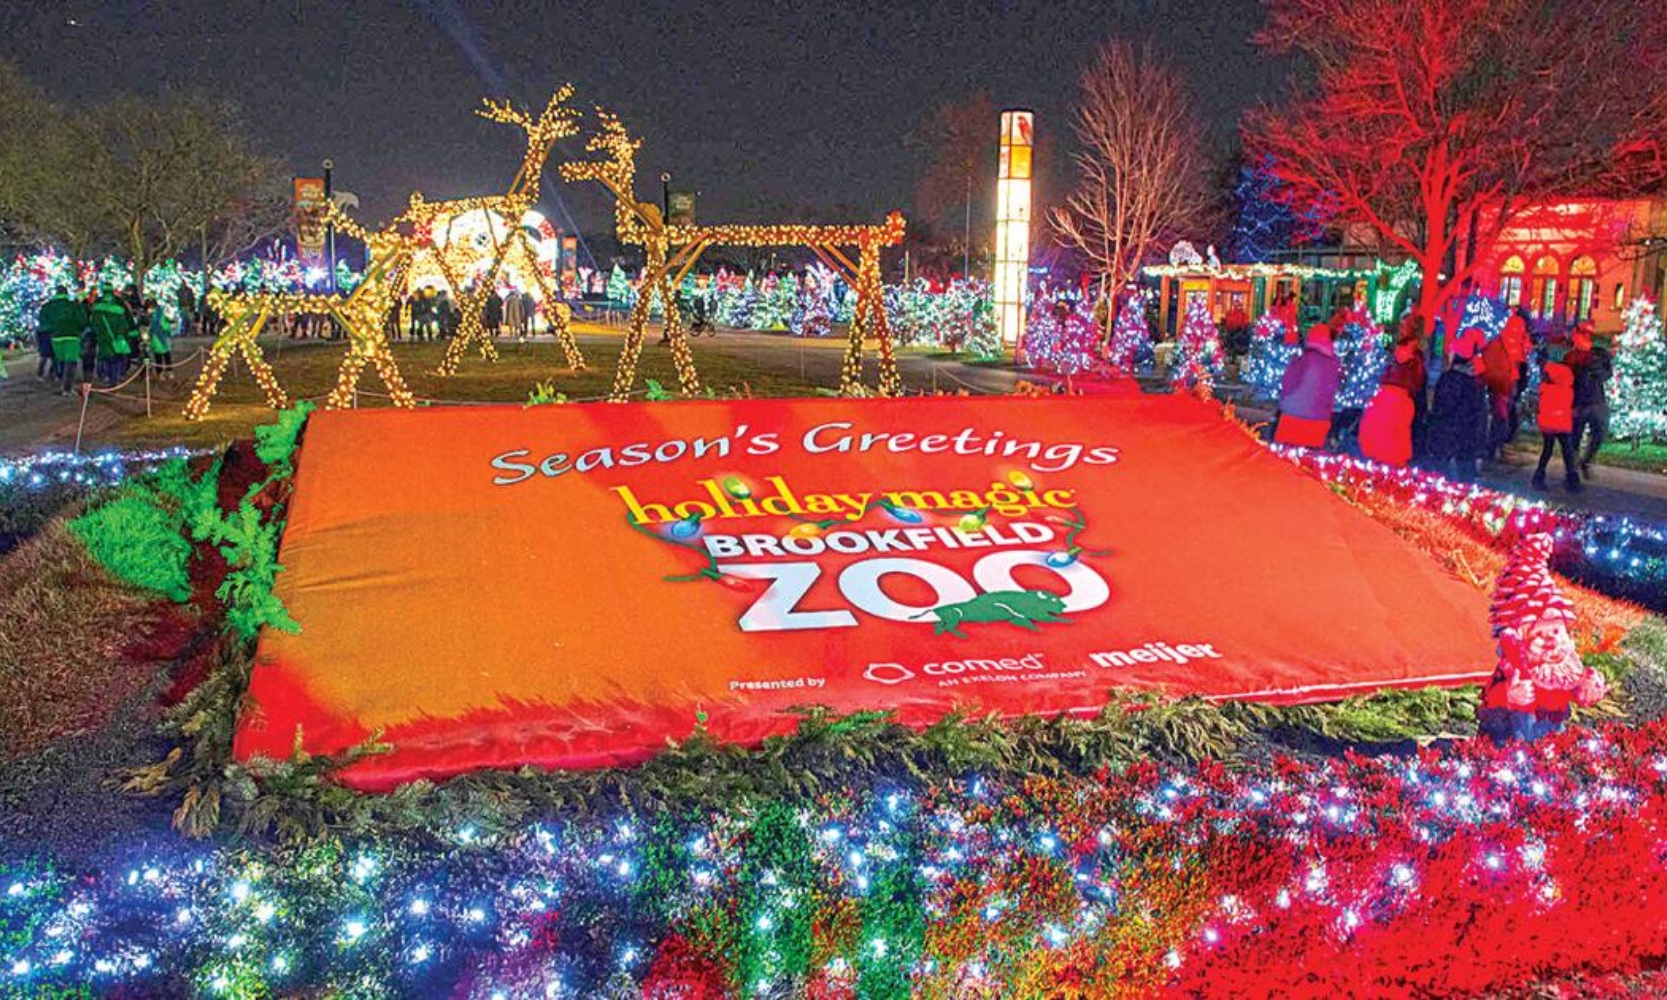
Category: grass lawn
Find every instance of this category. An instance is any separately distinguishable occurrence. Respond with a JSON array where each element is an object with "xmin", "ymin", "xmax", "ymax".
[
  {"xmin": 1594, "ymin": 438, "xmax": 1667, "ymax": 475},
  {"xmin": 93, "ymin": 330, "xmax": 831, "ymax": 450}
]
